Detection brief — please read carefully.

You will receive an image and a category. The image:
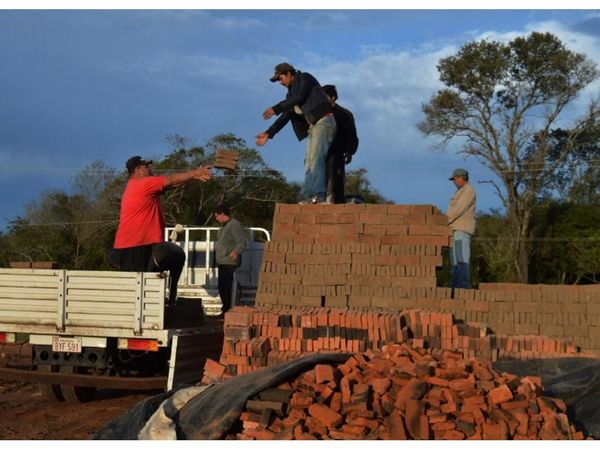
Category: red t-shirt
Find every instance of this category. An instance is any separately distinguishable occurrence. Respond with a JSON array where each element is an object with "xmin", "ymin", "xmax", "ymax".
[{"xmin": 114, "ymin": 176, "xmax": 166, "ymax": 249}]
